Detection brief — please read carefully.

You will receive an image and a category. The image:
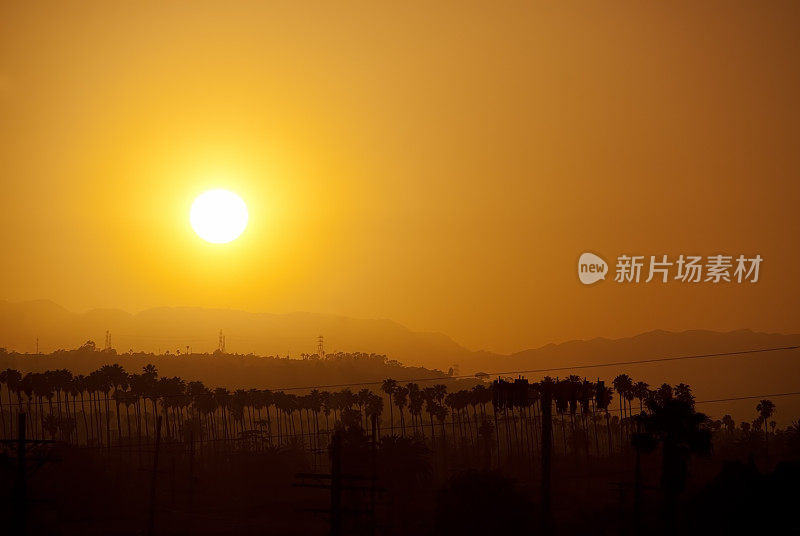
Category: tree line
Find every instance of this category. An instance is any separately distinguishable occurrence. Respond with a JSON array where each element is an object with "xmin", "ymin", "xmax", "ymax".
[{"xmin": 0, "ymin": 362, "xmax": 787, "ymax": 464}]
